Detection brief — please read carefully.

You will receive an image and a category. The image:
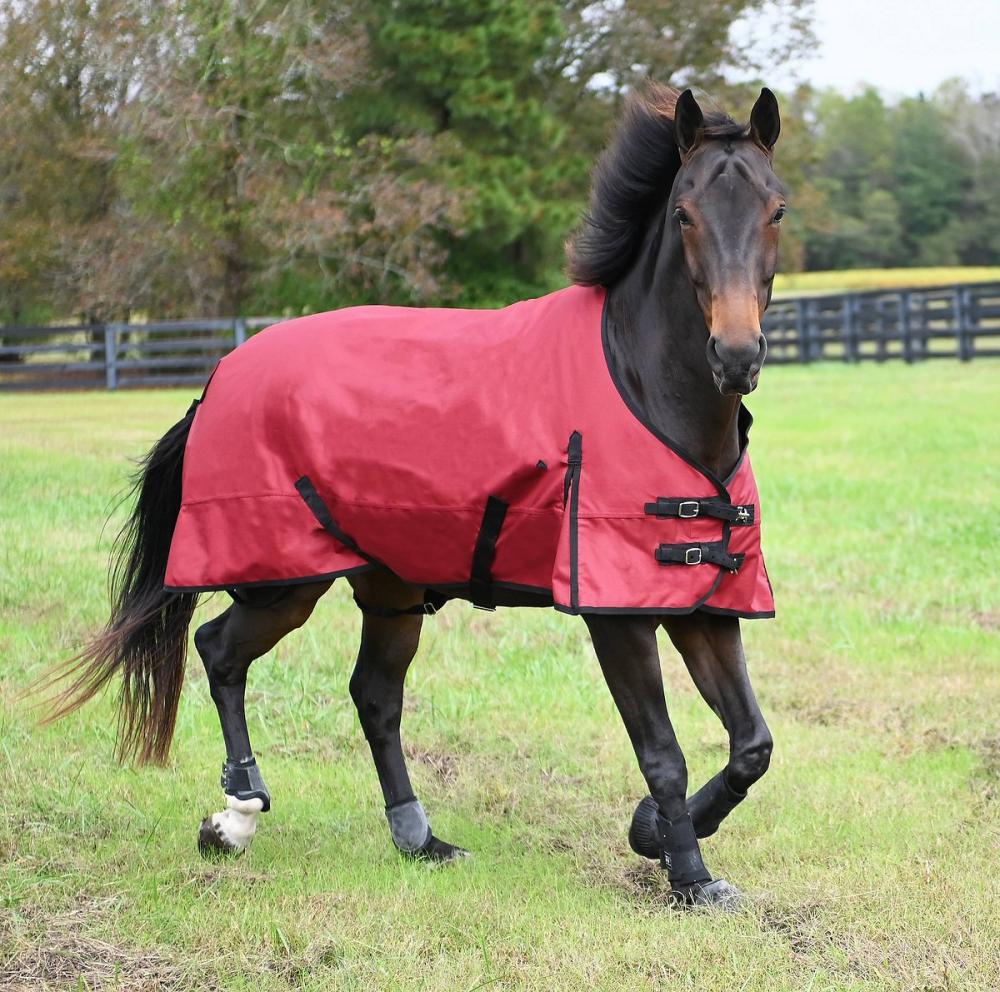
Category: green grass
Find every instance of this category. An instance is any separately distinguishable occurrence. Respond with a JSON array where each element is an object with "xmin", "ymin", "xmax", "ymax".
[
  {"xmin": 1, "ymin": 364, "xmax": 999, "ymax": 991},
  {"xmin": 773, "ymin": 266, "xmax": 1000, "ymax": 297}
]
